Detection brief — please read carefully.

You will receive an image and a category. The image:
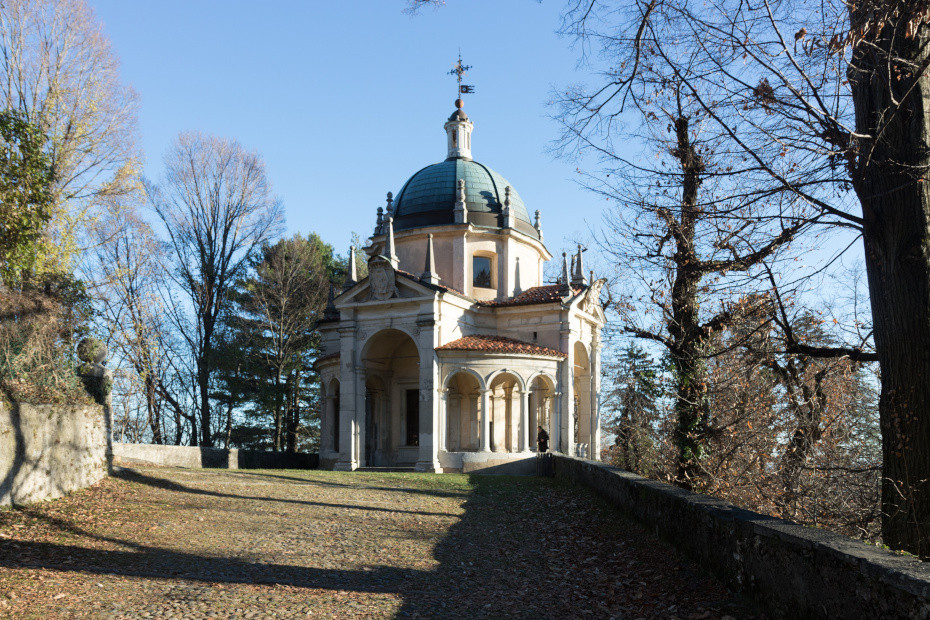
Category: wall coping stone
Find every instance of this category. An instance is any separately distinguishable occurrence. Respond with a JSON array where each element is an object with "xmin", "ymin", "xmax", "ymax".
[
  {"xmin": 552, "ymin": 455, "xmax": 930, "ymax": 618},
  {"xmin": 112, "ymin": 442, "xmax": 318, "ymax": 470}
]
